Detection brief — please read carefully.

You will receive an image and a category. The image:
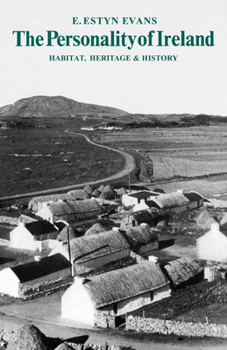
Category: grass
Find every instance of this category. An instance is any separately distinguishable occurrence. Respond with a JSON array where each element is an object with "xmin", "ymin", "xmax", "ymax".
[{"xmin": 0, "ymin": 117, "xmax": 125, "ymax": 196}]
